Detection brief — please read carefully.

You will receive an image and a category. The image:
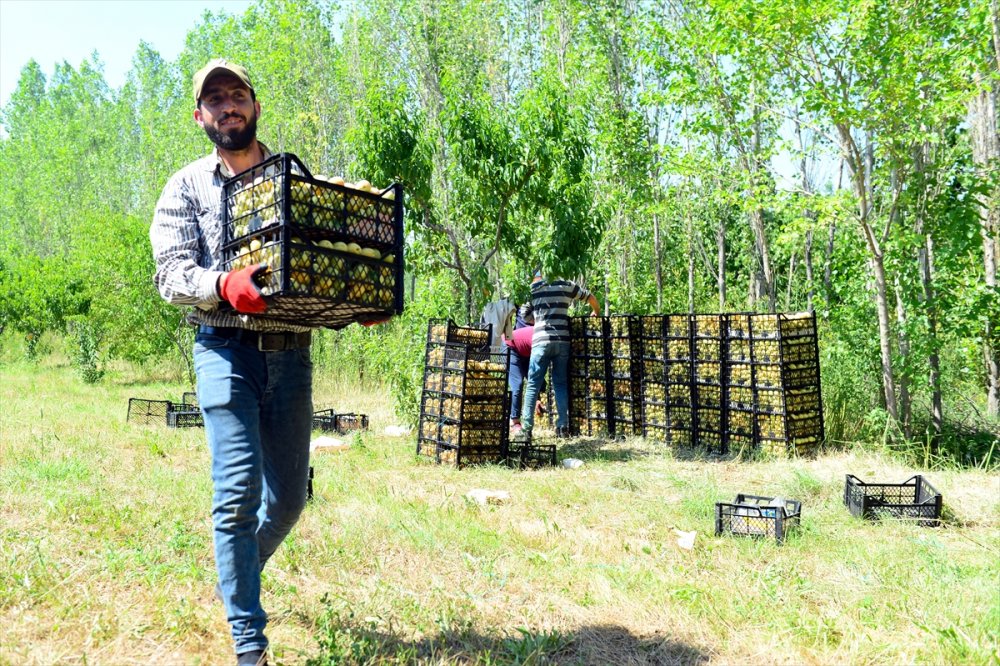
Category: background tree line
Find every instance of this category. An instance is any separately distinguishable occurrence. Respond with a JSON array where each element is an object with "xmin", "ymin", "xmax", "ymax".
[{"xmin": 0, "ymin": 0, "xmax": 996, "ymax": 465}]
